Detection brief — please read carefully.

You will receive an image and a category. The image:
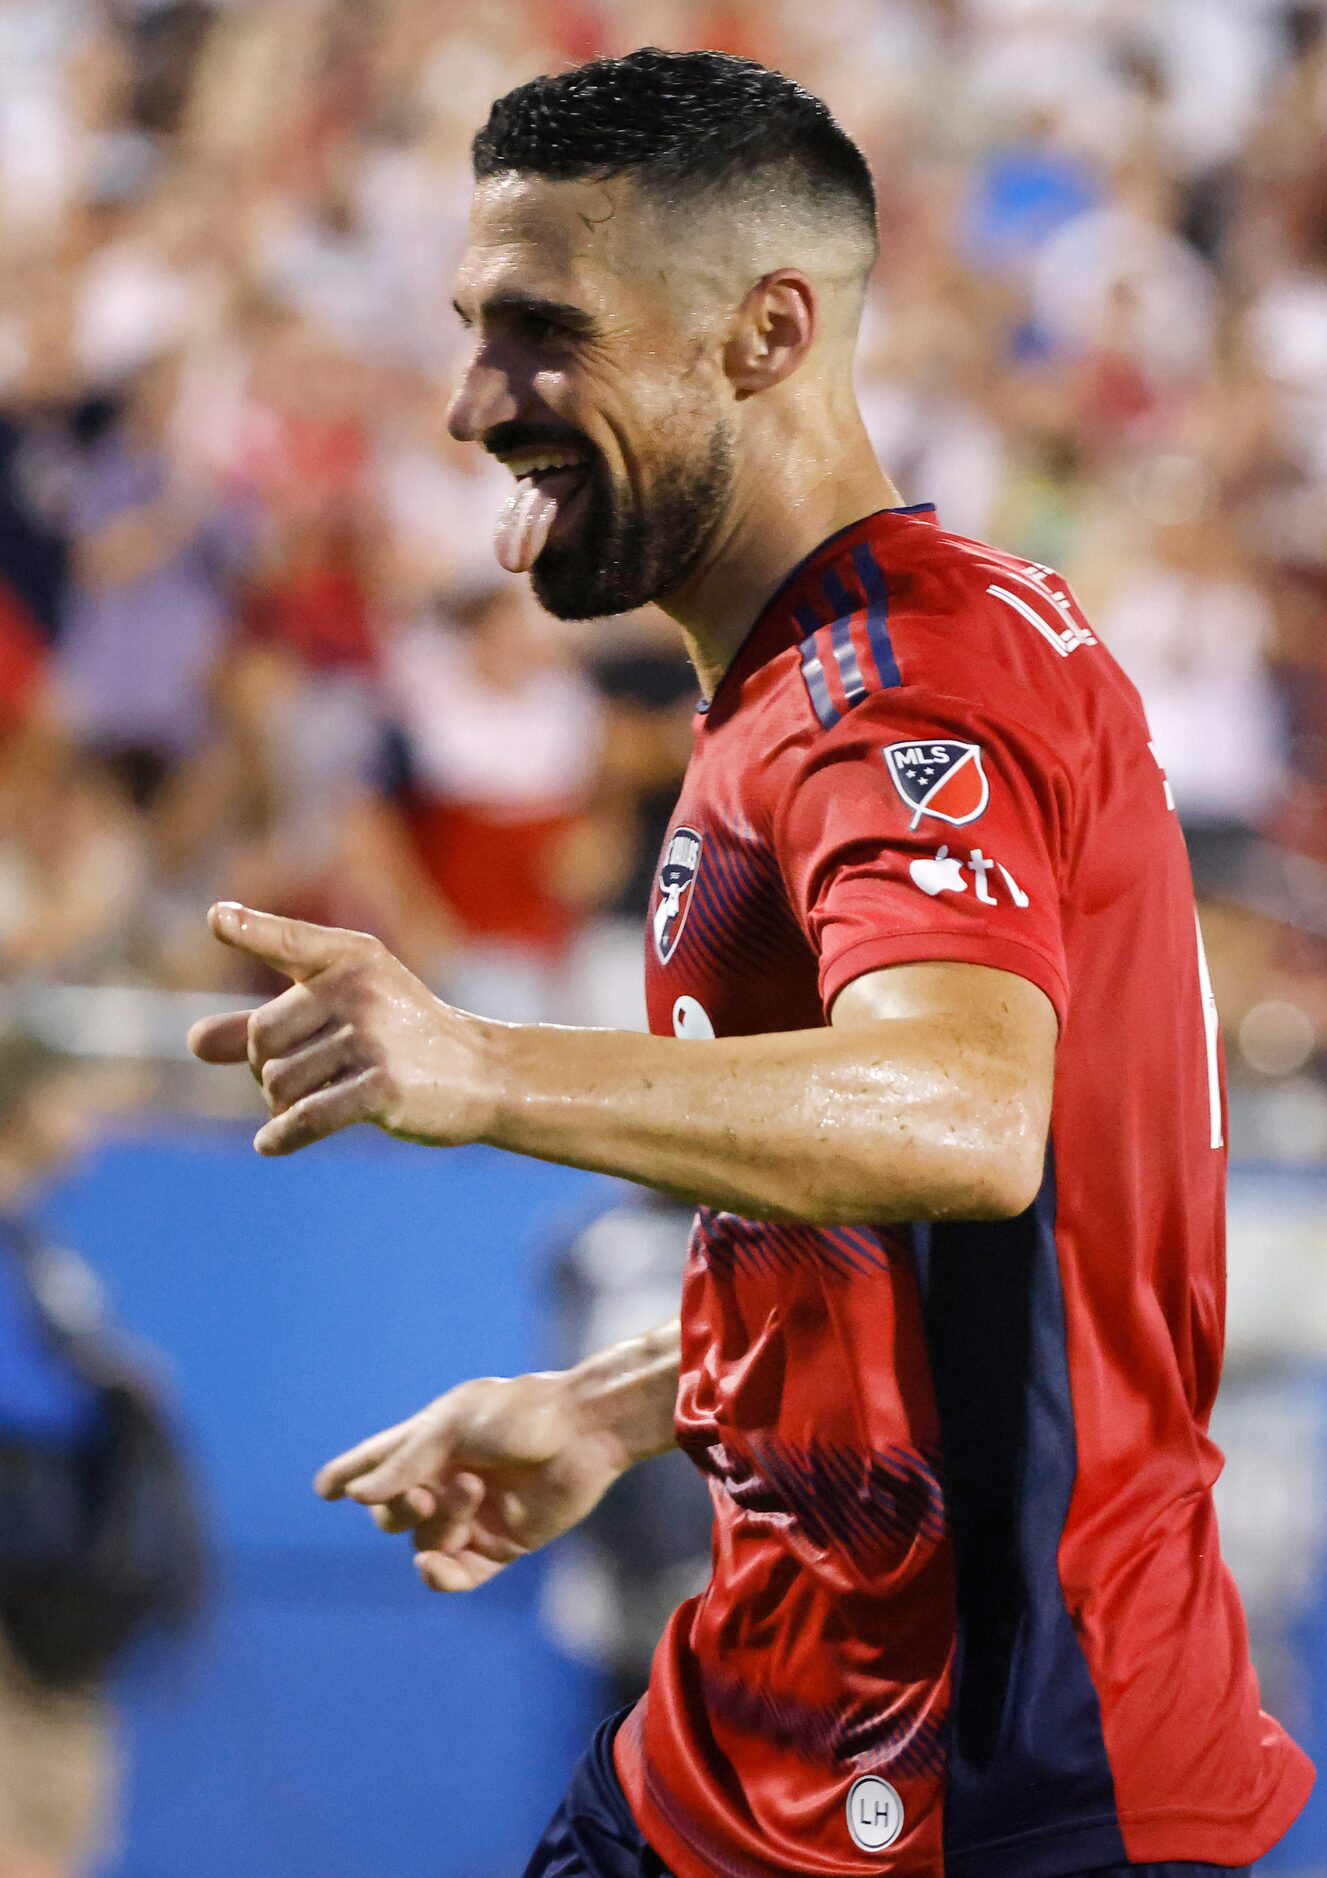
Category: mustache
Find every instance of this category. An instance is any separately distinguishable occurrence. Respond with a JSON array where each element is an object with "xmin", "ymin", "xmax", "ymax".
[{"xmin": 482, "ymin": 420, "xmax": 595, "ymax": 460}]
